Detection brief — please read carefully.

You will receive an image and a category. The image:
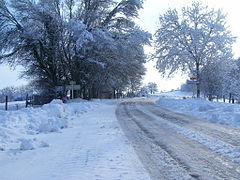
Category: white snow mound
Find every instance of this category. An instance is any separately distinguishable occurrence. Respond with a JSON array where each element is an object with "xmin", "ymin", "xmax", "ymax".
[
  {"xmin": 0, "ymin": 99, "xmax": 98, "ymax": 151},
  {"xmin": 156, "ymin": 98, "xmax": 240, "ymax": 129}
]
